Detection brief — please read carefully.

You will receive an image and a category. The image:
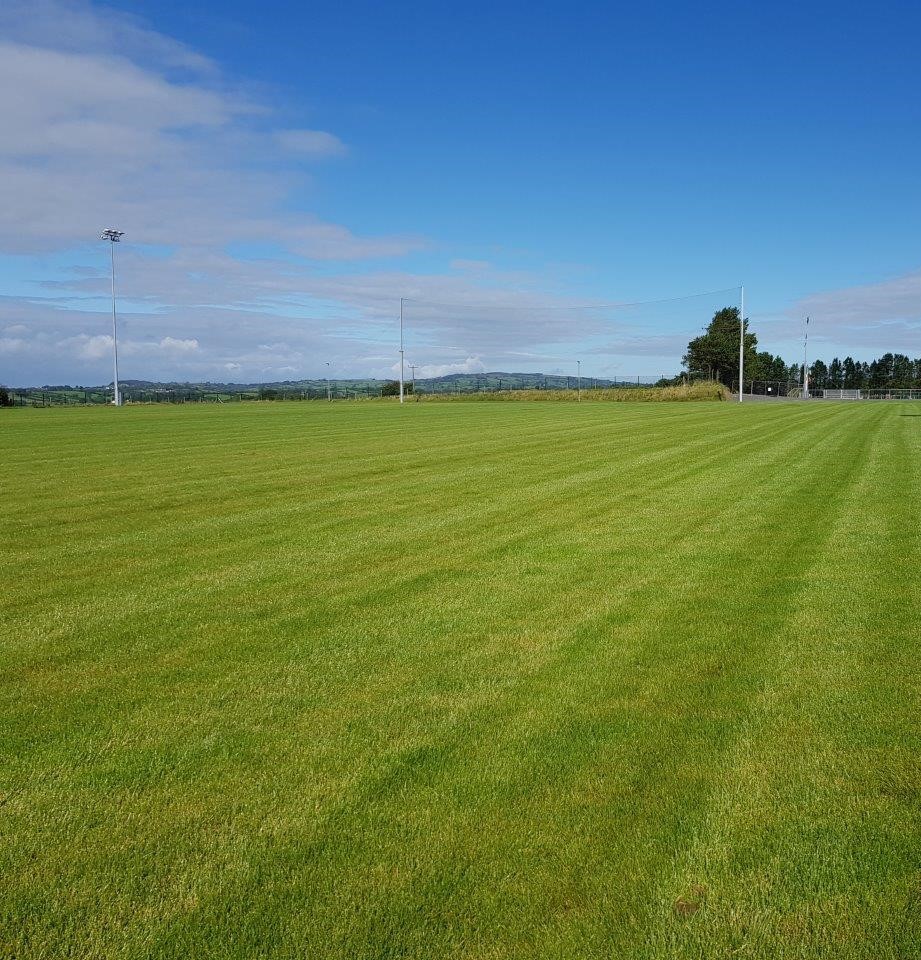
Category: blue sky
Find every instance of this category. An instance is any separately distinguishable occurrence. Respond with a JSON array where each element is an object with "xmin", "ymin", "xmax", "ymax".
[{"xmin": 1, "ymin": 0, "xmax": 919, "ymax": 385}]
